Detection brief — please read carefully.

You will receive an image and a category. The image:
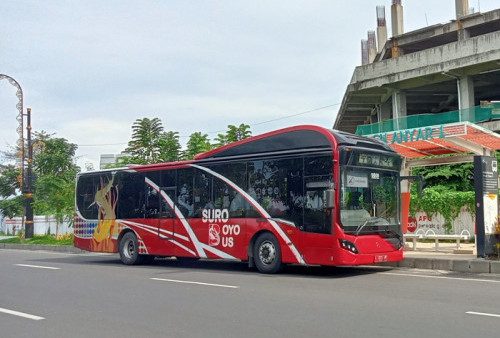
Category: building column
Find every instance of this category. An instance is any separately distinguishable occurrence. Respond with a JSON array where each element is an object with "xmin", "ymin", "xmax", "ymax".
[
  {"xmin": 457, "ymin": 75, "xmax": 475, "ymax": 121},
  {"xmin": 378, "ymin": 101, "xmax": 391, "ymax": 122},
  {"xmin": 392, "ymin": 90, "xmax": 407, "ymax": 130}
]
